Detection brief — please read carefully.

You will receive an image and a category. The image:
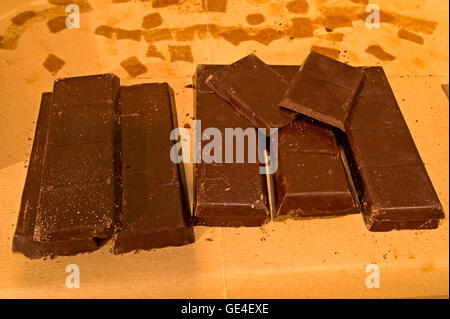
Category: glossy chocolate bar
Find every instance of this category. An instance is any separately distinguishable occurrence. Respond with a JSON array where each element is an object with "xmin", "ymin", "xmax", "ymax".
[
  {"xmin": 12, "ymin": 93, "xmax": 100, "ymax": 258},
  {"xmin": 113, "ymin": 83, "xmax": 193, "ymax": 253},
  {"xmin": 280, "ymin": 51, "xmax": 364, "ymax": 131},
  {"xmin": 346, "ymin": 67, "xmax": 445, "ymax": 231},
  {"xmin": 206, "ymin": 55, "xmax": 296, "ymax": 135},
  {"xmin": 33, "ymin": 74, "xmax": 120, "ymax": 242},
  {"xmin": 276, "ymin": 118, "xmax": 359, "ymax": 217}
]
